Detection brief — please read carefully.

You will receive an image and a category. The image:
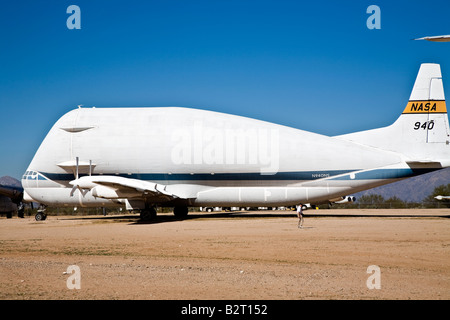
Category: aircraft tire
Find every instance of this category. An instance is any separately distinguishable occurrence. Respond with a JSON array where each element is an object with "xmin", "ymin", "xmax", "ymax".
[
  {"xmin": 140, "ymin": 207, "xmax": 156, "ymax": 221},
  {"xmin": 173, "ymin": 206, "xmax": 188, "ymax": 218},
  {"xmin": 35, "ymin": 212, "xmax": 47, "ymax": 221}
]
